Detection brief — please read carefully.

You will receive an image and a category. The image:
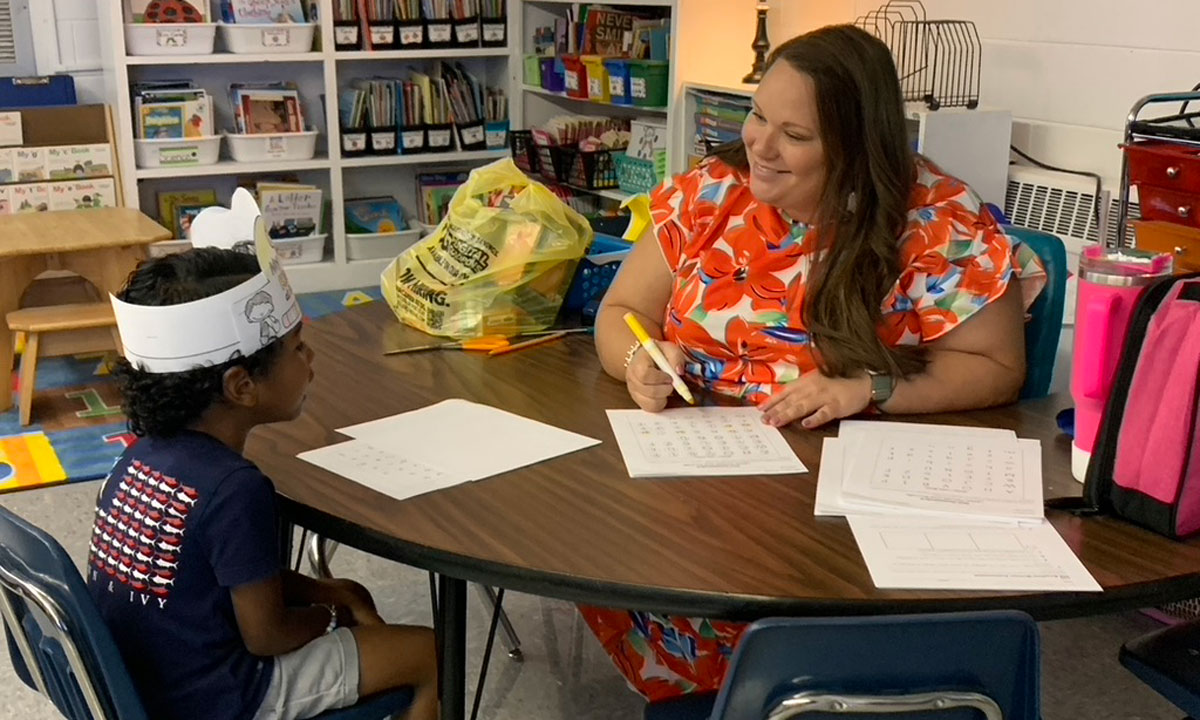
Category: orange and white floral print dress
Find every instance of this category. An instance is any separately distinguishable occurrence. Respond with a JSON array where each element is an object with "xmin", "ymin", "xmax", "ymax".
[{"xmin": 579, "ymin": 155, "xmax": 1046, "ymax": 702}]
